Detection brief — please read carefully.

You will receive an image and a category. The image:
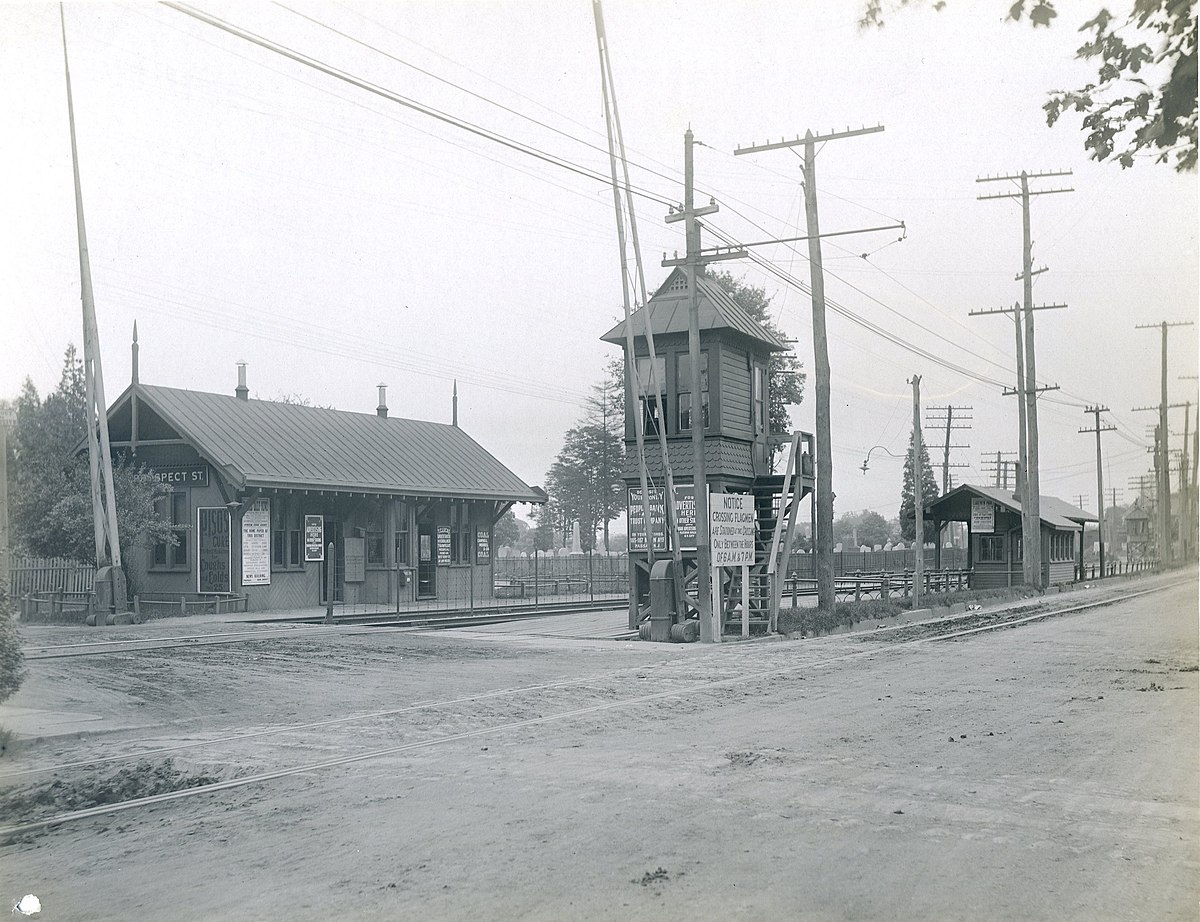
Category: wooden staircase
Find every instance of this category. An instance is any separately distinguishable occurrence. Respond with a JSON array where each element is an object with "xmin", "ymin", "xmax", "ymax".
[{"xmin": 720, "ymin": 433, "xmax": 812, "ymax": 637}]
